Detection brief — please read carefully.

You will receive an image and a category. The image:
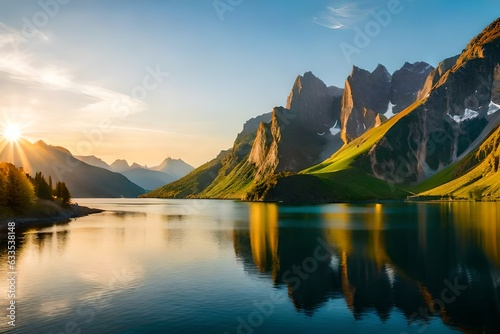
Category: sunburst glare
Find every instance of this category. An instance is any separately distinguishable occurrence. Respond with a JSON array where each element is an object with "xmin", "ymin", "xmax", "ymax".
[{"xmin": 2, "ymin": 123, "xmax": 22, "ymax": 142}]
